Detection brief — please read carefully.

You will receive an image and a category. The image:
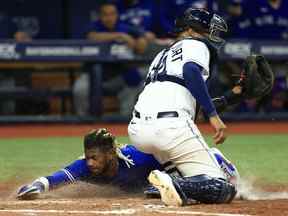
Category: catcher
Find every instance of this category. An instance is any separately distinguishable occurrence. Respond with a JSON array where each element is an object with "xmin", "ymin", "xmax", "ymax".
[{"xmin": 17, "ymin": 55, "xmax": 273, "ymax": 204}]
